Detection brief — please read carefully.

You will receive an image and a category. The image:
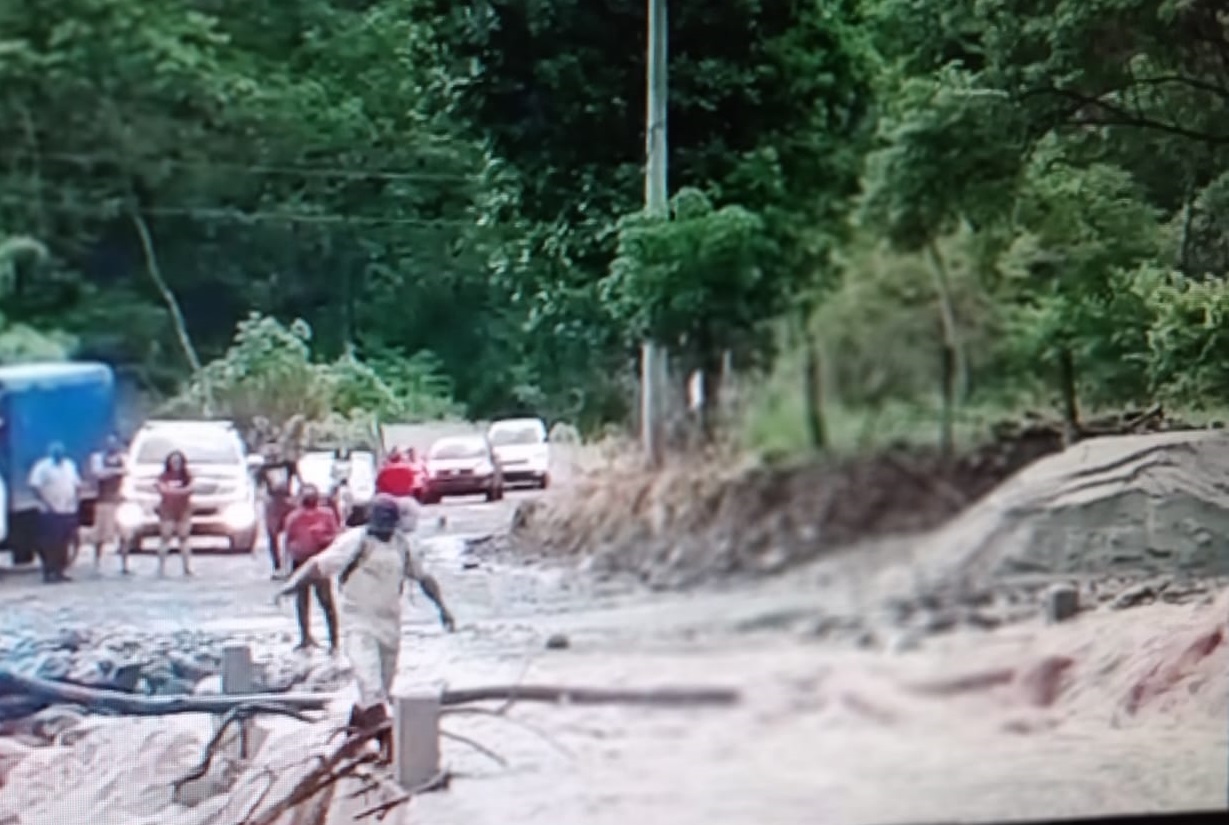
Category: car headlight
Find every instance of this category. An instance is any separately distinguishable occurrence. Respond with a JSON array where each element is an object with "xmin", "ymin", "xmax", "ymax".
[
  {"xmin": 222, "ymin": 502, "xmax": 257, "ymax": 531},
  {"xmin": 116, "ymin": 502, "xmax": 146, "ymax": 531}
]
